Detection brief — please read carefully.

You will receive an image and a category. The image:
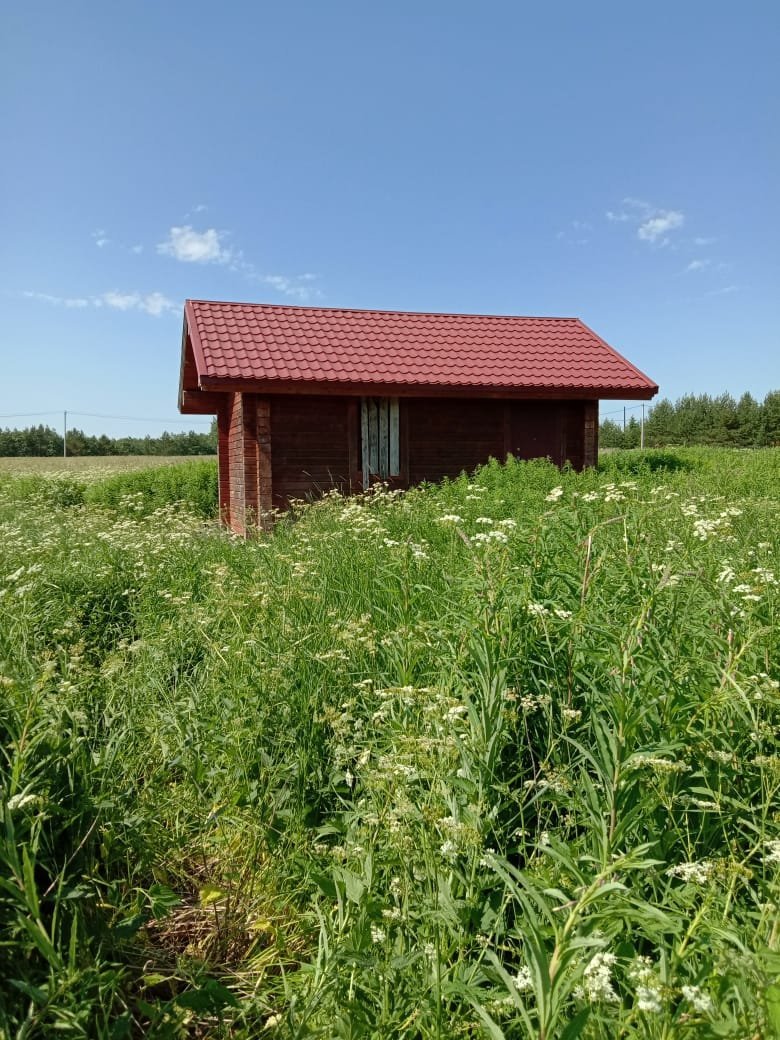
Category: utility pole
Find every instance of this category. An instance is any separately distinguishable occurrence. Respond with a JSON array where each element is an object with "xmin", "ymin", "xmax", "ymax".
[
  {"xmin": 640, "ymin": 403, "xmax": 645, "ymax": 449},
  {"xmin": 63, "ymin": 411, "xmax": 67, "ymax": 458}
]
